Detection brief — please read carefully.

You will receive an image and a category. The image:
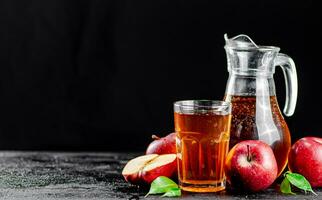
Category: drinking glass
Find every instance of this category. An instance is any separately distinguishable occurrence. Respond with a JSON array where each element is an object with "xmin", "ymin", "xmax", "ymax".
[{"xmin": 174, "ymin": 100, "xmax": 231, "ymax": 192}]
